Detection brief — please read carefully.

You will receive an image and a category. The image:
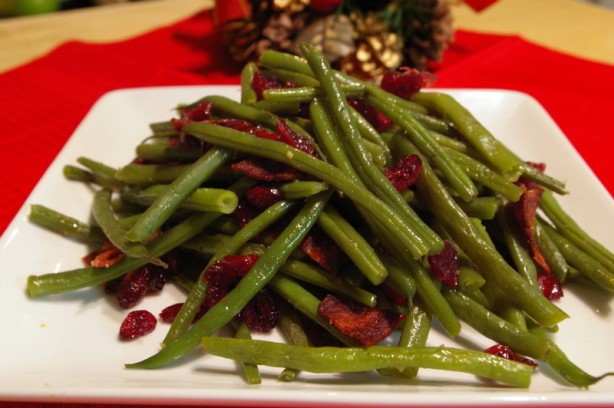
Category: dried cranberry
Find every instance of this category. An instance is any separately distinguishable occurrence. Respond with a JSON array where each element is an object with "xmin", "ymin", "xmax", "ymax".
[
  {"xmin": 116, "ymin": 259, "xmax": 171, "ymax": 309},
  {"xmin": 238, "ymin": 288, "xmax": 279, "ymax": 332},
  {"xmin": 235, "ymin": 200, "xmax": 260, "ymax": 228},
  {"xmin": 159, "ymin": 303, "xmax": 183, "ymax": 323},
  {"xmin": 251, "ymin": 70, "xmax": 294, "ymax": 100},
  {"xmin": 484, "ymin": 344, "xmax": 538, "ymax": 368},
  {"xmin": 276, "ymin": 119, "xmax": 315, "ymax": 155},
  {"xmin": 538, "ymin": 273, "xmax": 563, "ymax": 301},
  {"xmin": 245, "ymin": 185, "xmax": 283, "ymax": 210},
  {"xmin": 380, "ymin": 67, "xmax": 437, "ymax": 99},
  {"xmin": 384, "ymin": 154, "xmax": 422, "ymax": 191},
  {"xmin": 427, "ymin": 240, "xmax": 459, "ymax": 288},
  {"xmin": 231, "ymin": 157, "xmax": 305, "ymax": 181},
  {"xmin": 204, "ymin": 254, "xmax": 260, "ymax": 309},
  {"xmin": 119, "ymin": 310, "xmax": 157, "ymax": 341},
  {"xmin": 348, "ymin": 98, "xmax": 392, "ymax": 132},
  {"xmin": 318, "ymin": 294, "xmax": 404, "ymax": 346}
]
